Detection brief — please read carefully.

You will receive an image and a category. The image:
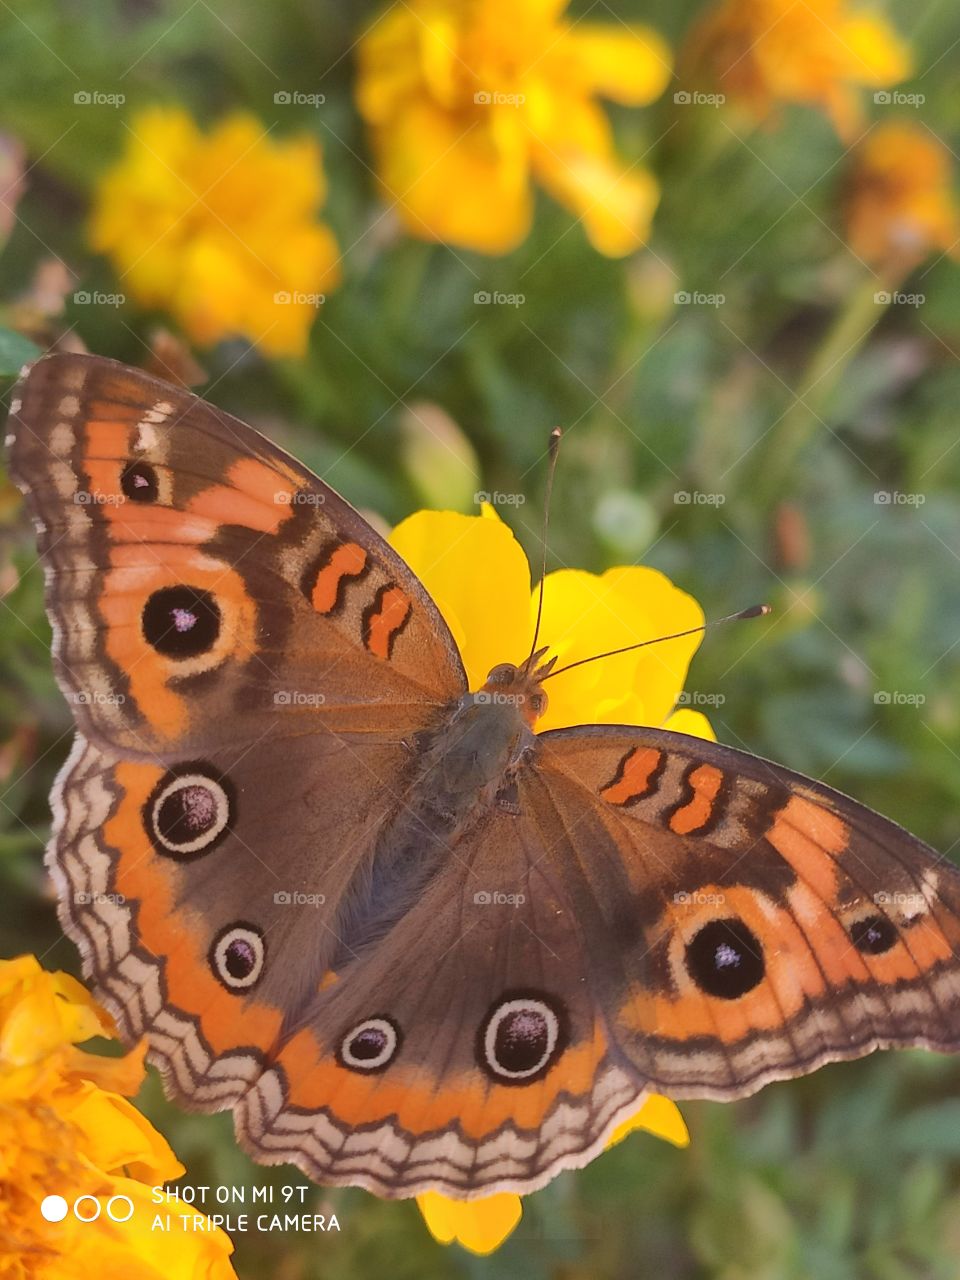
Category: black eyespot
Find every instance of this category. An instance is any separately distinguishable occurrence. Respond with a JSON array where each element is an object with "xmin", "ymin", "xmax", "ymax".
[
  {"xmin": 210, "ymin": 924, "xmax": 264, "ymax": 991},
  {"xmin": 686, "ymin": 918, "xmax": 765, "ymax": 999},
  {"xmin": 337, "ymin": 1017, "xmax": 401, "ymax": 1072},
  {"xmin": 850, "ymin": 914, "xmax": 899, "ymax": 955},
  {"xmin": 478, "ymin": 992, "xmax": 567, "ymax": 1084},
  {"xmin": 121, "ymin": 460, "xmax": 159, "ymax": 503},
  {"xmin": 145, "ymin": 765, "xmax": 234, "ymax": 860},
  {"xmin": 142, "ymin": 586, "xmax": 221, "ymax": 659}
]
